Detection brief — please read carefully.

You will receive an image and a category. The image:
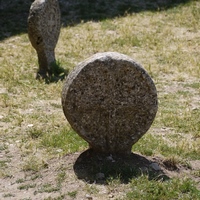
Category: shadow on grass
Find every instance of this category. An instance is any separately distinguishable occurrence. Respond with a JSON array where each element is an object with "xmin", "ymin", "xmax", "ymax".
[
  {"xmin": 73, "ymin": 149, "xmax": 169, "ymax": 184},
  {"xmin": 0, "ymin": 0, "xmax": 194, "ymax": 41},
  {"xmin": 36, "ymin": 61, "xmax": 69, "ymax": 84}
]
